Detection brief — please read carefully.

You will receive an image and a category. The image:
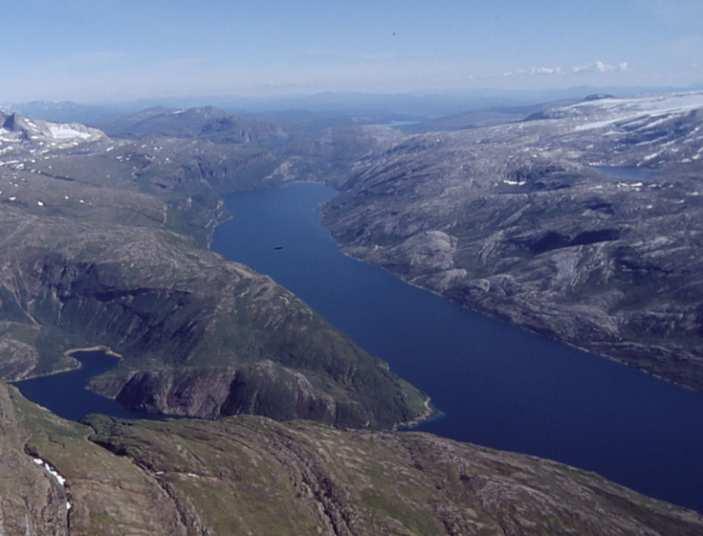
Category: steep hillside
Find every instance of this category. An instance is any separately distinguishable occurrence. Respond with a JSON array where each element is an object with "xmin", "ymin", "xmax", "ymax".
[{"xmin": 323, "ymin": 92, "xmax": 703, "ymax": 389}]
